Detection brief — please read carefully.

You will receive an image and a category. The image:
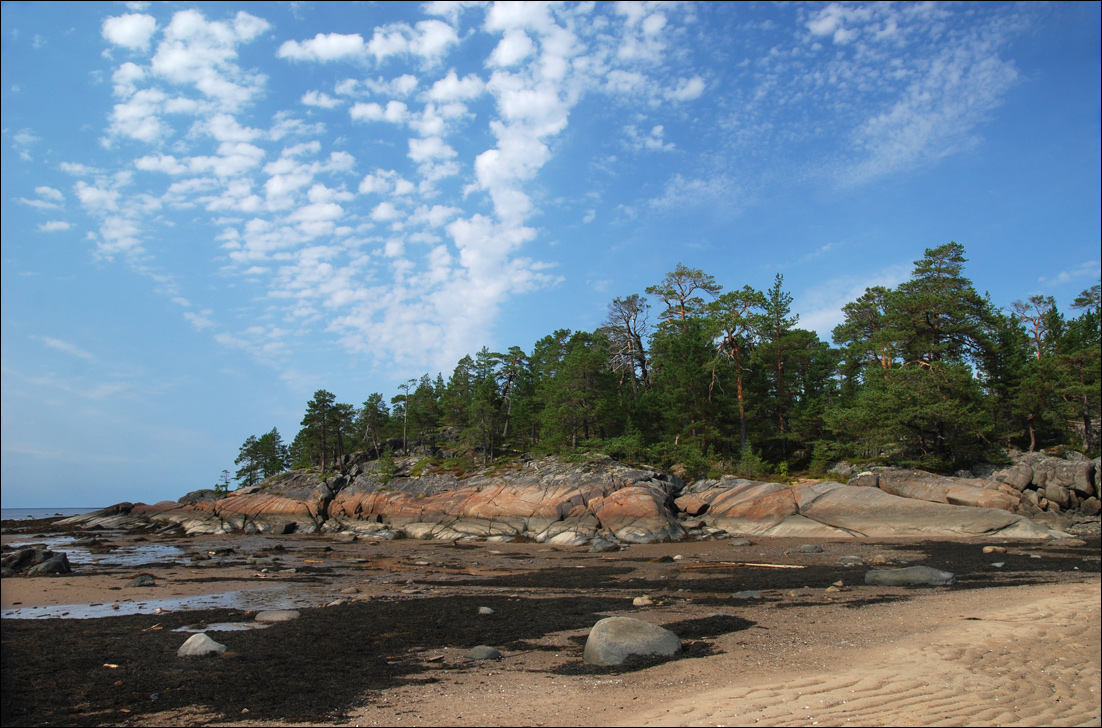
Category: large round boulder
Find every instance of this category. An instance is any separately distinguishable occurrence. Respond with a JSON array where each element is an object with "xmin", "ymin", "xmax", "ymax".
[{"xmin": 583, "ymin": 616, "xmax": 681, "ymax": 666}]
